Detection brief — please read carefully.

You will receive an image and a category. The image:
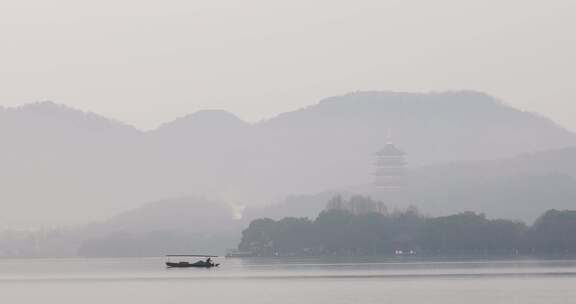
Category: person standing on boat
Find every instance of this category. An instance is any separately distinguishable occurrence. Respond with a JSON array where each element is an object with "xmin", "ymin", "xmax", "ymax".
[{"xmin": 206, "ymin": 257, "xmax": 212, "ymax": 266}]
